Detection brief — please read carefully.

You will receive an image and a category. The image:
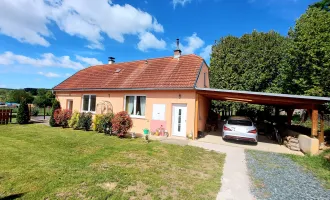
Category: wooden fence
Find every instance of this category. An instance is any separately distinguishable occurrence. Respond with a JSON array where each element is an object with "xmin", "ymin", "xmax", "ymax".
[{"xmin": 0, "ymin": 108, "xmax": 12, "ymax": 124}]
